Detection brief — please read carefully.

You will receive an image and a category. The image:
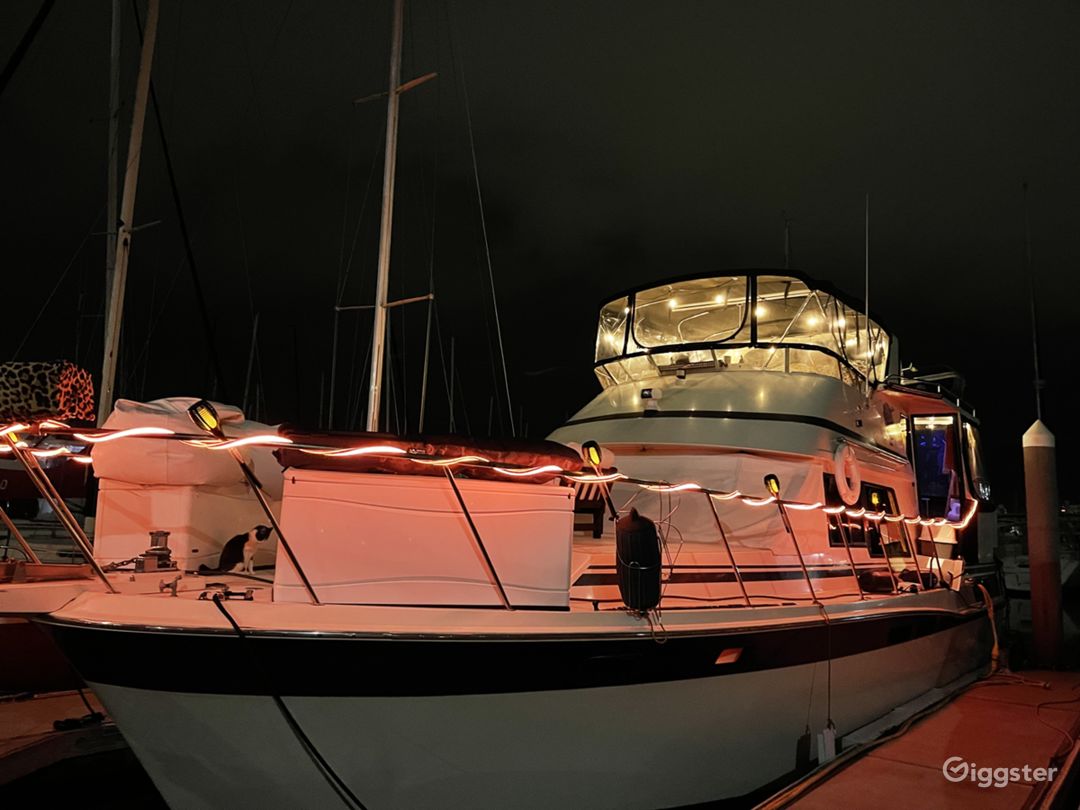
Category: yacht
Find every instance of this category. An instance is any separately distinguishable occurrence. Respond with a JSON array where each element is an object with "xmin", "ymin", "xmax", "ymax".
[{"xmin": 10, "ymin": 270, "xmax": 997, "ymax": 808}]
